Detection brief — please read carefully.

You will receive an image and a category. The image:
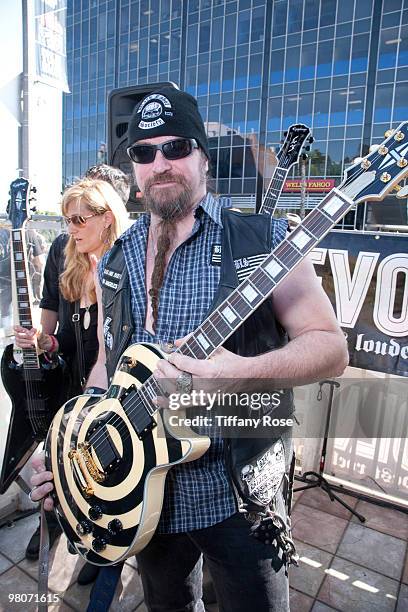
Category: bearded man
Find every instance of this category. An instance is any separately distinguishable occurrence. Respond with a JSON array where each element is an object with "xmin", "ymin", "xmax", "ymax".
[{"xmin": 31, "ymin": 86, "xmax": 348, "ymax": 611}]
